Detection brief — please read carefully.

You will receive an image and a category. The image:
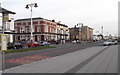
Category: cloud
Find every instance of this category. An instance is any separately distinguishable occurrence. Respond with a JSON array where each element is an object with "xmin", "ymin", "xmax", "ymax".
[{"xmin": 0, "ymin": 0, "xmax": 119, "ymax": 35}]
